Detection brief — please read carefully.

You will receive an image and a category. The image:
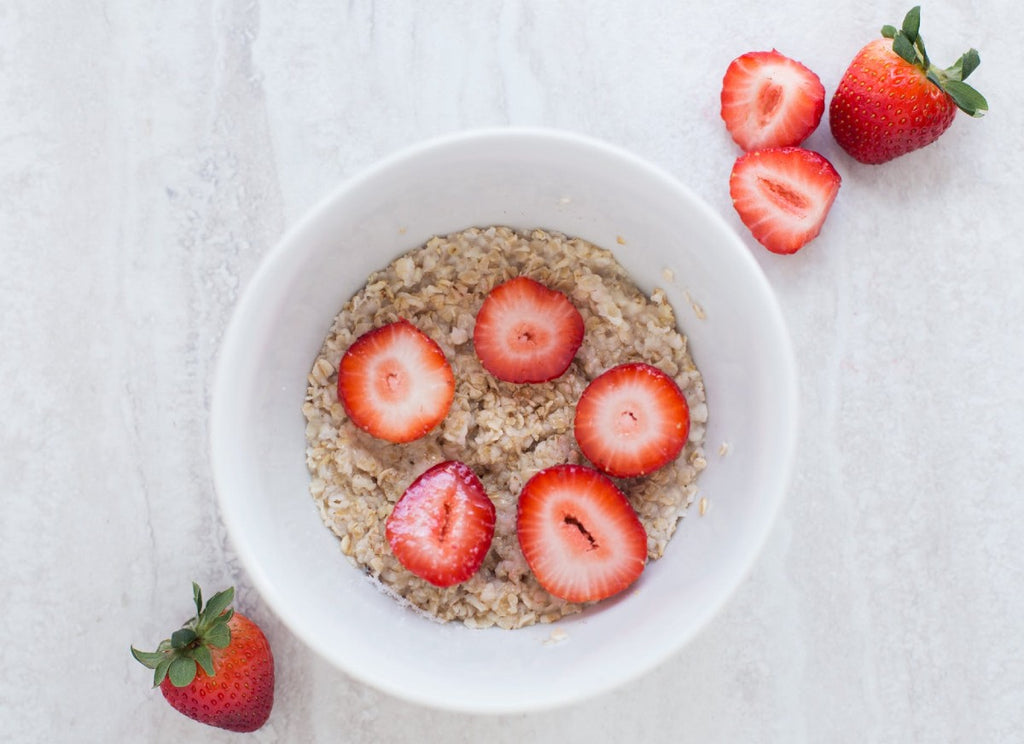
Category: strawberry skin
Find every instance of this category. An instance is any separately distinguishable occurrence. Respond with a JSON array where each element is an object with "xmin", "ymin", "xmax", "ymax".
[
  {"xmin": 386, "ymin": 460, "xmax": 496, "ymax": 587},
  {"xmin": 729, "ymin": 146, "xmax": 841, "ymax": 255},
  {"xmin": 830, "ymin": 39, "xmax": 955, "ymax": 164},
  {"xmin": 472, "ymin": 276, "xmax": 584, "ymax": 383},
  {"xmin": 337, "ymin": 318, "xmax": 455, "ymax": 443},
  {"xmin": 829, "ymin": 8, "xmax": 987, "ymax": 164},
  {"xmin": 516, "ymin": 464, "xmax": 647, "ymax": 603},
  {"xmin": 721, "ymin": 50, "xmax": 825, "ymax": 151},
  {"xmin": 573, "ymin": 362, "xmax": 690, "ymax": 478},
  {"xmin": 159, "ymin": 613, "xmax": 274, "ymax": 733}
]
